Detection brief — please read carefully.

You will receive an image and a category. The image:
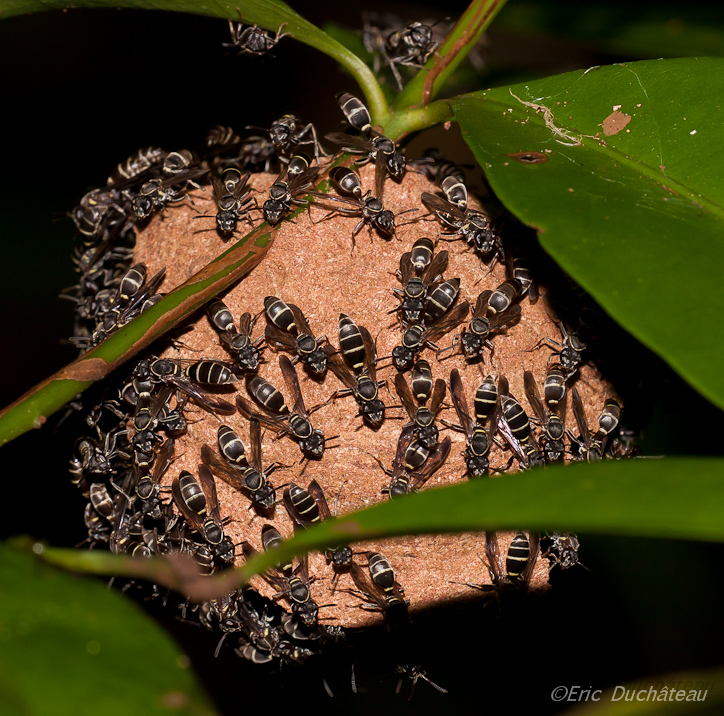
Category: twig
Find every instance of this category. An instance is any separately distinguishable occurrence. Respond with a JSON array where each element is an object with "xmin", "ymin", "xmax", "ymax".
[
  {"xmin": 0, "ymin": 0, "xmax": 390, "ymax": 125},
  {"xmin": 393, "ymin": 0, "xmax": 508, "ymax": 110},
  {"xmin": 0, "ymin": 161, "xmax": 347, "ymax": 446}
]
